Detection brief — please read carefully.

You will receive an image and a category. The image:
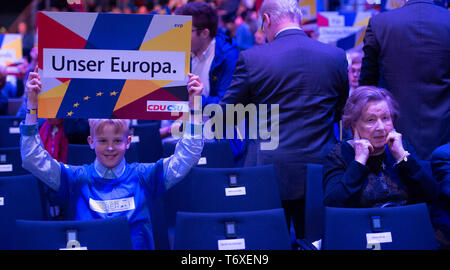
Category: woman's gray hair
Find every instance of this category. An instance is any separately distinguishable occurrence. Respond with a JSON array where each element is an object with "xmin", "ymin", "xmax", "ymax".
[
  {"xmin": 342, "ymin": 86, "xmax": 400, "ymax": 129},
  {"xmin": 259, "ymin": 0, "xmax": 302, "ymax": 25}
]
